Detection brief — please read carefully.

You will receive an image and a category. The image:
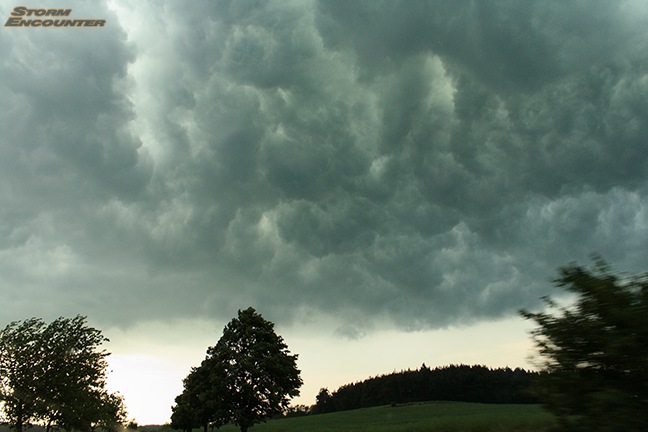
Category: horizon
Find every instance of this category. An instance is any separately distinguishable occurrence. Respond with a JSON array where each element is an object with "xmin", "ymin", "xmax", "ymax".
[{"xmin": 105, "ymin": 314, "xmax": 536, "ymax": 424}]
